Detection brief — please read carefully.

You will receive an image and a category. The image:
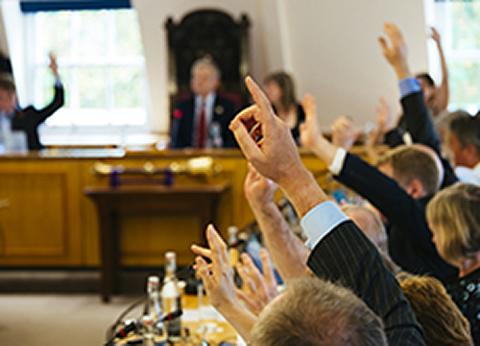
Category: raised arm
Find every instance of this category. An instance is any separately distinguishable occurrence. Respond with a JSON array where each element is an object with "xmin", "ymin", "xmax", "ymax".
[
  {"xmin": 192, "ymin": 225, "xmax": 257, "ymax": 342},
  {"xmin": 299, "ymin": 91, "xmax": 424, "ymax": 231},
  {"xmin": 305, "ymin": 217, "xmax": 424, "ymax": 346},
  {"xmin": 379, "ymin": 23, "xmax": 441, "ymax": 153},
  {"xmin": 431, "ymin": 27, "xmax": 449, "ymax": 114},
  {"xmin": 244, "ymin": 164, "xmax": 309, "ymax": 282},
  {"xmin": 379, "ymin": 23, "xmax": 457, "ymax": 186},
  {"xmin": 230, "ymin": 76, "xmax": 424, "ymax": 345},
  {"xmin": 35, "ymin": 53, "xmax": 65, "ymax": 124}
]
